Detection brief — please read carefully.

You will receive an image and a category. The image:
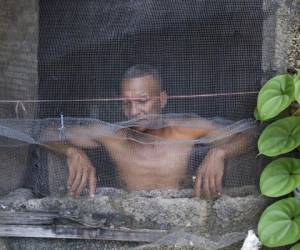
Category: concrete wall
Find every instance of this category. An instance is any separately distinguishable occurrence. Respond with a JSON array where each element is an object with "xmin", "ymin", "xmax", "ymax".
[
  {"xmin": 0, "ymin": 0, "xmax": 38, "ymax": 118},
  {"xmin": 0, "ymin": 0, "xmax": 38, "ymax": 194},
  {"xmin": 262, "ymin": 0, "xmax": 300, "ymax": 79}
]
